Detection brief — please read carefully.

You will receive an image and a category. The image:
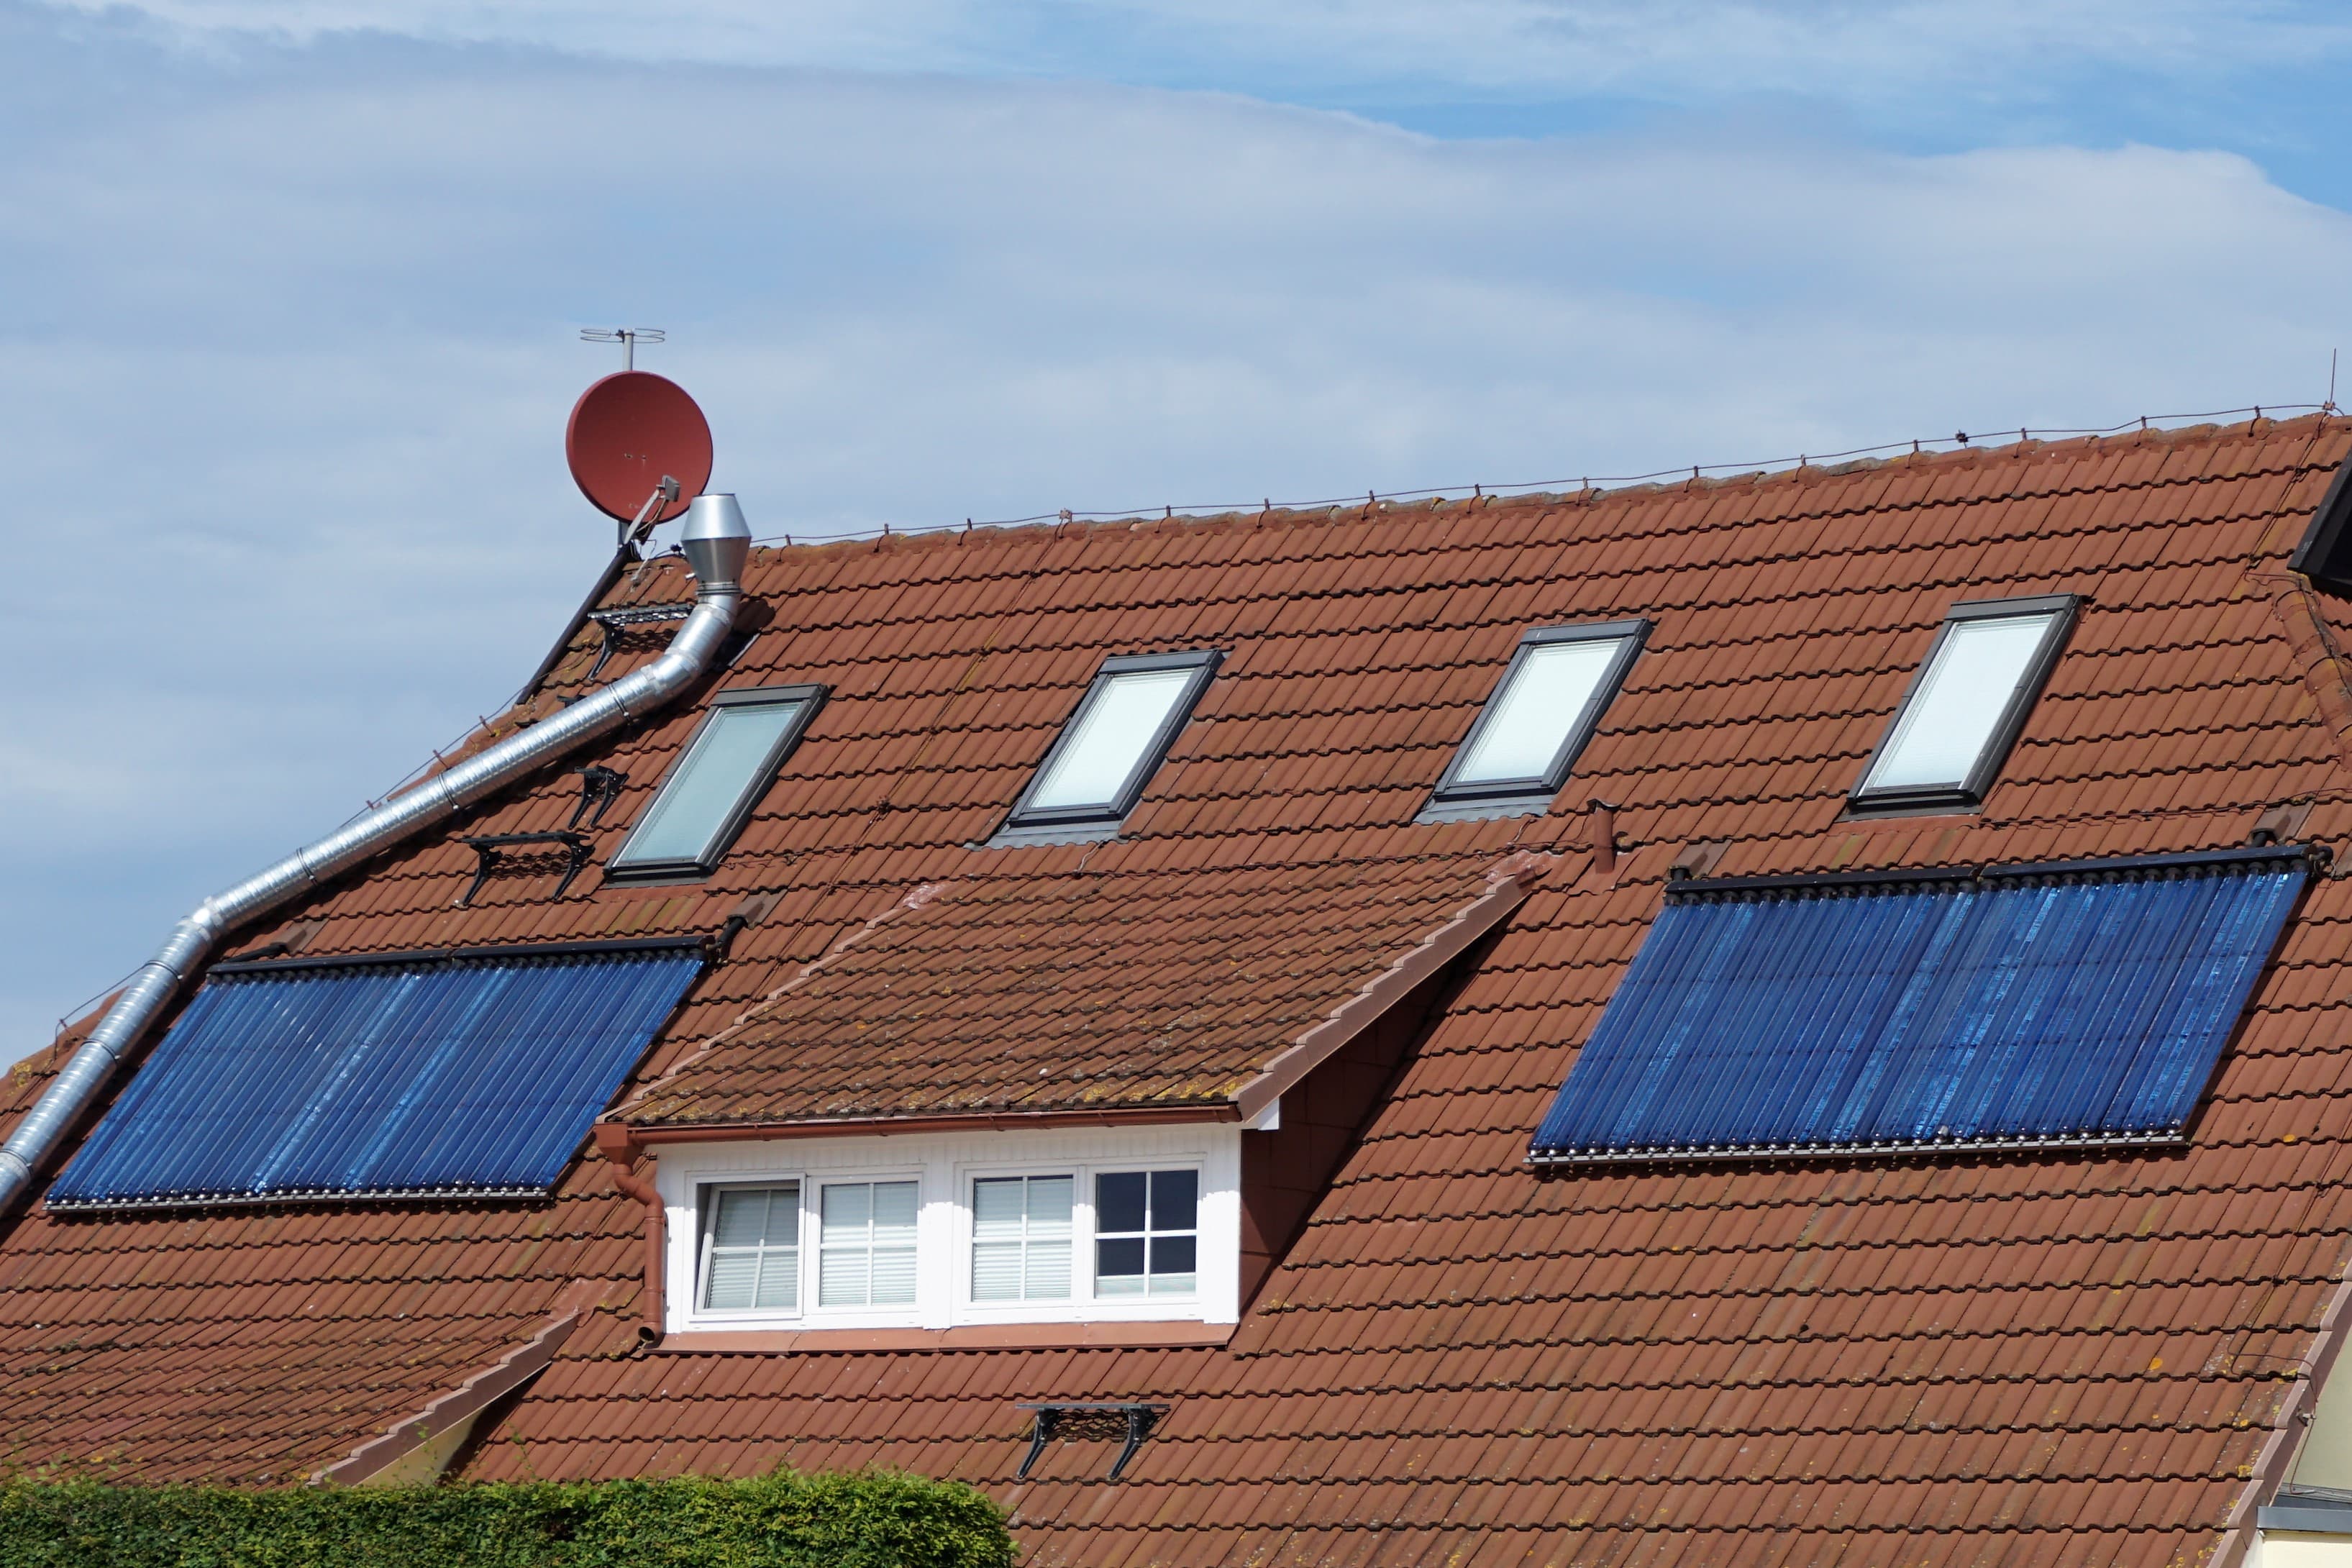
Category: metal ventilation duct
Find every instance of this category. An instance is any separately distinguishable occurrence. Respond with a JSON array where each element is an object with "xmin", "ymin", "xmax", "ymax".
[{"xmin": 0, "ymin": 492, "xmax": 755, "ymax": 1217}]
